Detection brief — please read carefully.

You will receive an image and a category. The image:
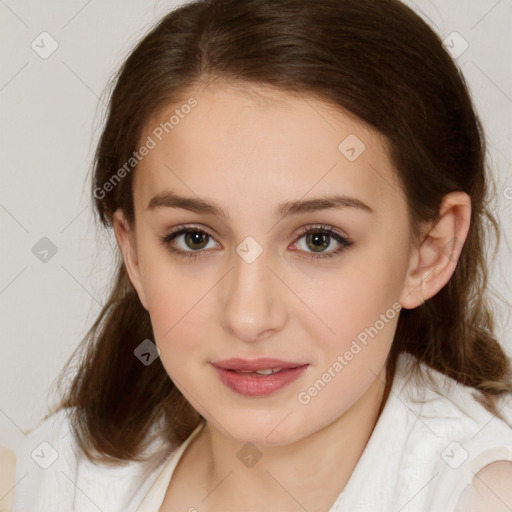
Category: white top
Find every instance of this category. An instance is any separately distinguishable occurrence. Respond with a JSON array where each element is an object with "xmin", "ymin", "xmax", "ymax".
[{"xmin": 12, "ymin": 352, "xmax": 512, "ymax": 512}]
